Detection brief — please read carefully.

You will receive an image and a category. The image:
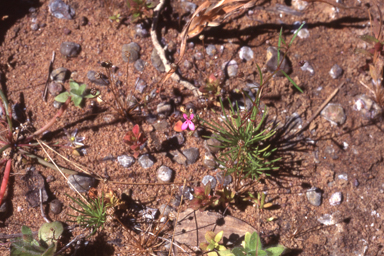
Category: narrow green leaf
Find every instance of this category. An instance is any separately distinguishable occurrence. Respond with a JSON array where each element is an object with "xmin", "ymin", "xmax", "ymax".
[
  {"xmin": 72, "ymin": 95, "xmax": 83, "ymax": 107},
  {"xmin": 289, "ymin": 23, "xmax": 305, "ymax": 47},
  {"xmin": 277, "ymin": 27, "xmax": 283, "ymax": 63},
  {"xmin": 54, "ymin": 92, "xmax": 70, "ymax": 103},
  {"xmin": 281, "ymin": 70, "xmax": 303, "ymax": 92}
]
